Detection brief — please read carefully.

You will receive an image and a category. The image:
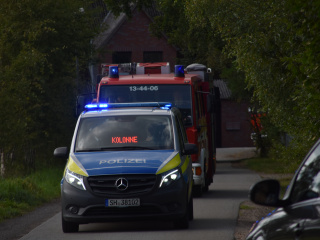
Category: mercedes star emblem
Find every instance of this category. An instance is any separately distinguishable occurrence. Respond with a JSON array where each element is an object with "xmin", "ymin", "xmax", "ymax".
[{"xmin": 115, "ymin": 178, "xmax": 129, "ymax": 191}]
